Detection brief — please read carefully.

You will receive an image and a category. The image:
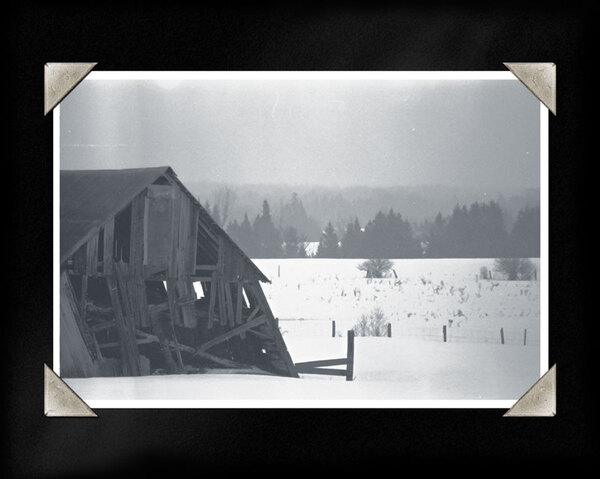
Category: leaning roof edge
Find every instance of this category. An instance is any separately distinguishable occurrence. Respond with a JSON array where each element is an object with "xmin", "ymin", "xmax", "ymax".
[{"xmin": 59, "ymin": 166, "xmax": 270, "ymax": 283}]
